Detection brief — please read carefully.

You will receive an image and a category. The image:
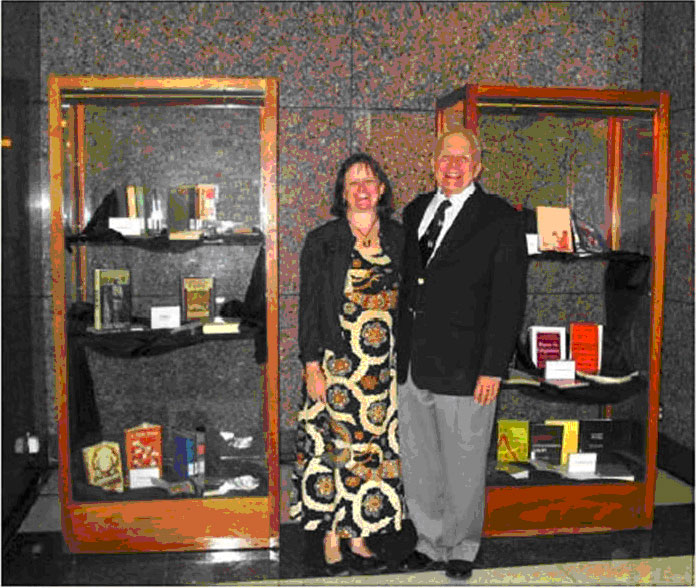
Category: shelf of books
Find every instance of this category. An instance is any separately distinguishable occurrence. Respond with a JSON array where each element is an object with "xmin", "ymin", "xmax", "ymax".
[
  {"xmin": 49, "ymin": 76, "xmax": 279, "ymax": 552},
  {"xmin": 437, "ymin": 85, "xmax": 669, "ymax": 536}
]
